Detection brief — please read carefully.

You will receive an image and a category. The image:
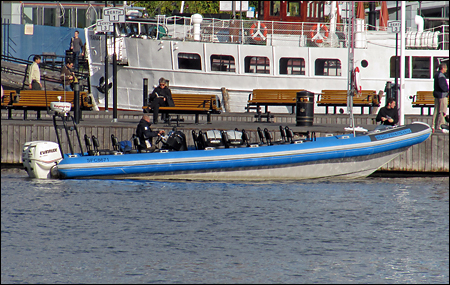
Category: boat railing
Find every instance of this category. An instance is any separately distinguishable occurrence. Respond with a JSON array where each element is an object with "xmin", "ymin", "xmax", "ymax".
[{"xmin": 90, "ymin": 15, "xmax": 448, "ymax": 51}]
